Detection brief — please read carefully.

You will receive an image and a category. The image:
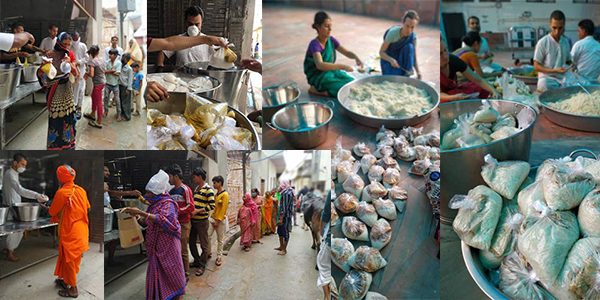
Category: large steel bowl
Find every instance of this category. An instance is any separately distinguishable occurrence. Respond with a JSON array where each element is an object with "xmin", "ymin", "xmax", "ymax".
[
  {"xmin": 104, "ymin": 207, "xmax": 113, "ymax": 233},
  {"xmin": 22, "ymin": 64, "xmax": 41, "ymax": 83},
  {"xmin": 440, "ymin": 99, "xmax": 537, "ymax": 223},
  {"xmin": 0, "ymin": 64, "xmax": 22, "ymax": 100},
  {"xmin": 507, "ymin": 65, "xmax": 537, "ymax": 88},
  {"xmin": 271, "ymin": 101, "xmax": 333, "ymax": 149},
  {"xmin": 12, "ymin": 203, "xmax": 40, "ymax": 222},
  {"xmin": 337, "ymin": 75, "xmax": 440, "ymax": 129},
  {"xmin": 262, "ymin": 83, "xmax": 301, "ymax": 124},
  {"xmin": 539, "ymin": 85, "xmax": 600, "ymax": 132},
  {"xmin": 0, "ymin": 207, "xmax": 9, "ymax": 226},
  {"xmin": 147, "ymin": 93, "xmax": 261, "ymax": 150},
  {"xmin": 183, "ymin": 61, "xmax": 250, "ymax": 112},
  {"xmin": 461, "ymin": 242, "xmax": 511, "ymax": 300},
  {"xmin": 147, "ymin": 72, "xmax": 221, "ymax": 99}
]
